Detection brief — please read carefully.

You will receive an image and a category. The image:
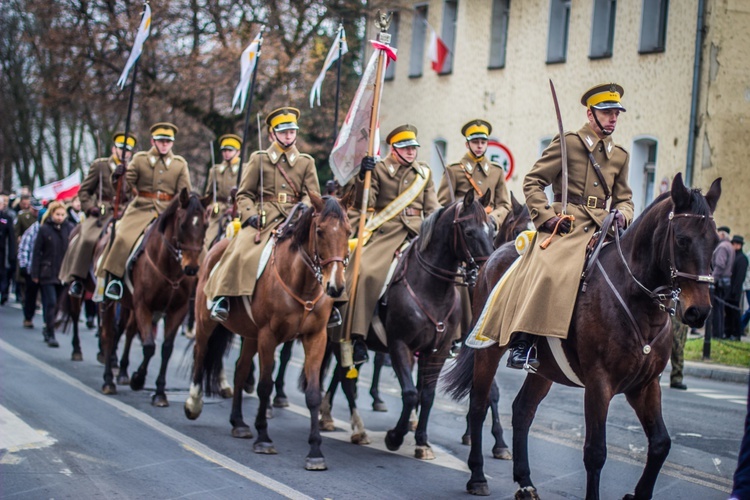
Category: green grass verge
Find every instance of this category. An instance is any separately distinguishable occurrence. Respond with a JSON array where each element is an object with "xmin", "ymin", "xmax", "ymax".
[{"xmin": 684, "ymin": 338, "xmax": 750, "ymax": 368}]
